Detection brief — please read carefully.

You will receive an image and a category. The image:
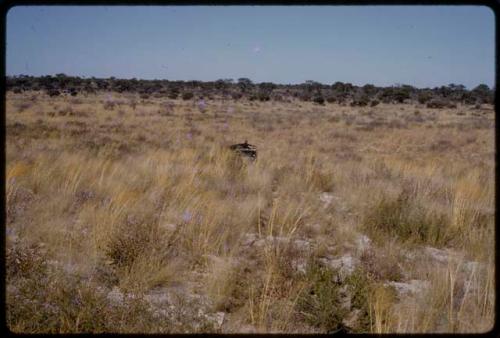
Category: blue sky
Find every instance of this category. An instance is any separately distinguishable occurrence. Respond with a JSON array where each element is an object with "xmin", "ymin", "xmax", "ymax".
[{"xmin": 6, "ymin": 5, "xmax": 495, "ymax": 89}]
